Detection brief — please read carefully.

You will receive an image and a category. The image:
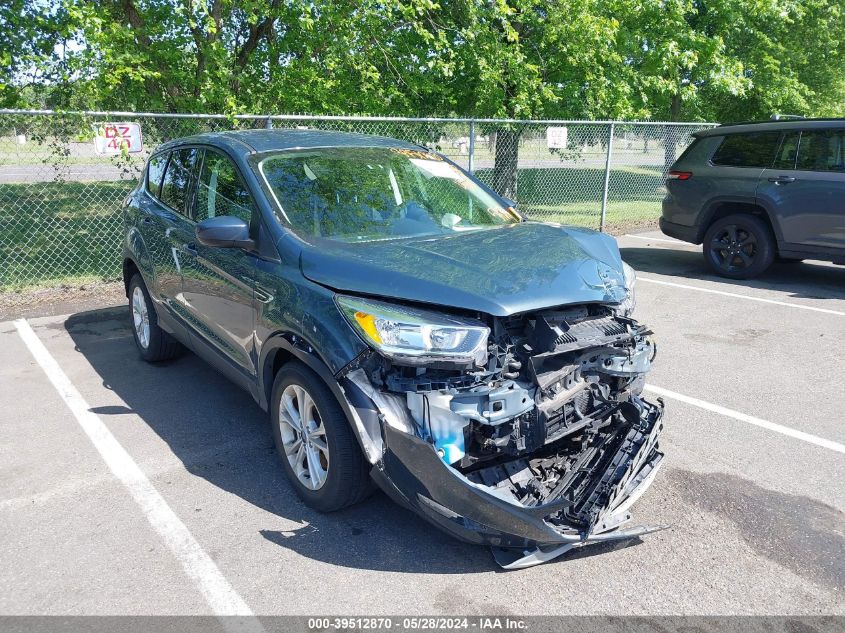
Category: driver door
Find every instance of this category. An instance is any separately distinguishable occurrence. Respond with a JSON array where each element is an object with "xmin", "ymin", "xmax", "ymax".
[{"xmin": 179, "ymin": 148, "xmax": 259, "ymax": 379}]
